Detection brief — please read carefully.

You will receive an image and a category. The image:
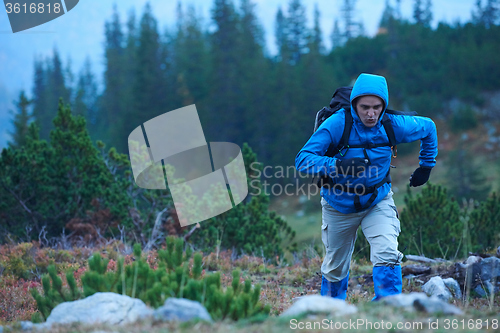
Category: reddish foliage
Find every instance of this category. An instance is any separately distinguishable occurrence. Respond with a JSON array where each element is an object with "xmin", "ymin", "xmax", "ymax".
[
  {"xmin": 0, "ymin": 276, "xmax": 41, "ymax": 324},
  {"xmin": 65, "ymin": 198, "xmax": 118, "ymax": 244}
]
